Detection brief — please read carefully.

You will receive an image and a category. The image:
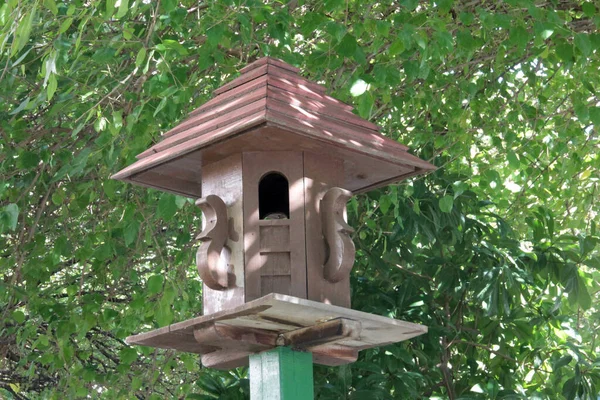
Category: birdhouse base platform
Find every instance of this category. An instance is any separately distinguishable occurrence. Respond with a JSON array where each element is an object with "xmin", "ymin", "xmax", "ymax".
[{"xmin": 126, "ymin": 293, "xmax": 427, "ymax": 369}]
